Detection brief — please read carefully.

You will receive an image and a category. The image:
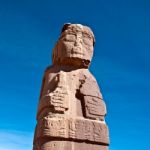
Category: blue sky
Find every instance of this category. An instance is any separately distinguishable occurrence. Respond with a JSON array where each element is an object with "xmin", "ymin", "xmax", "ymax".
[{"xmin": 0, "ymin": 0, "xmax": 150, "ymax": 149}]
